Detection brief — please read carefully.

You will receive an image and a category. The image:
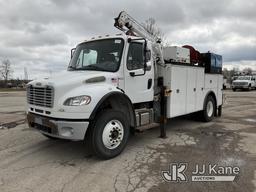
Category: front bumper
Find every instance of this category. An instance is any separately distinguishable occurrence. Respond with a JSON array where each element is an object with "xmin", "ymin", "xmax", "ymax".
[
  {"xmin": 27, "ymin": 112, "xmax": 89, "ymax": 141},
  {"xmin": 232, "ymin": 85, "xmax": 248, "ymax": 89}
]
